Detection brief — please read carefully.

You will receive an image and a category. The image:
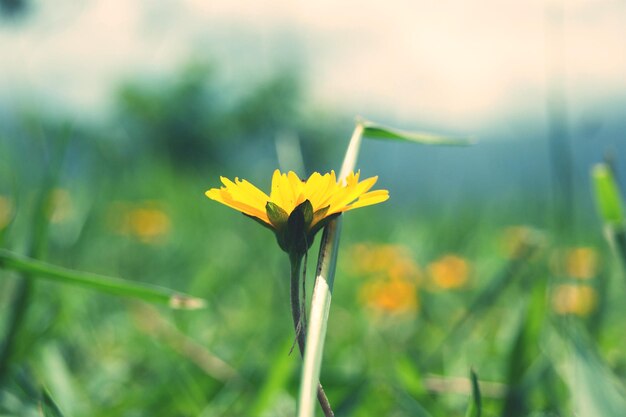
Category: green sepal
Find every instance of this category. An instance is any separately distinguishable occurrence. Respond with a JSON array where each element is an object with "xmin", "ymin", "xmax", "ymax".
[
  {"xmin": 250, "ymin": 200, "xmax": 339, "ymax": 257},
  {"xmin": 301, "ymin": 200, "xmax": 313, "ymax": 225},
  {"xmin": 311, "ymin": 205, "xmax": 329, "ymax": 227},
  {"xmin": 284, "ymin": 200, "xmax": 313, "ymax": 256},
  {"xmin": 265, "ymin": 202, "xmax": 291, "ymax": 252},
  {"xmin": 266, "ymin": 202, "xmax": 289, "ymax": 230}
]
